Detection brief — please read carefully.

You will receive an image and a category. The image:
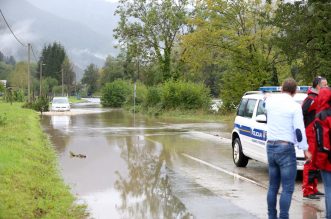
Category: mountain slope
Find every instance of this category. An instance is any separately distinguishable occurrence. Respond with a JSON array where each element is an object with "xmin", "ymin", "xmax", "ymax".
[
  {"xmin": 0, "ymin": 0, "xmax": 117, "ymax": 79},
  {"xmin": 25, "ymin": 0, "xmax": 119, "ymax": 41}
]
